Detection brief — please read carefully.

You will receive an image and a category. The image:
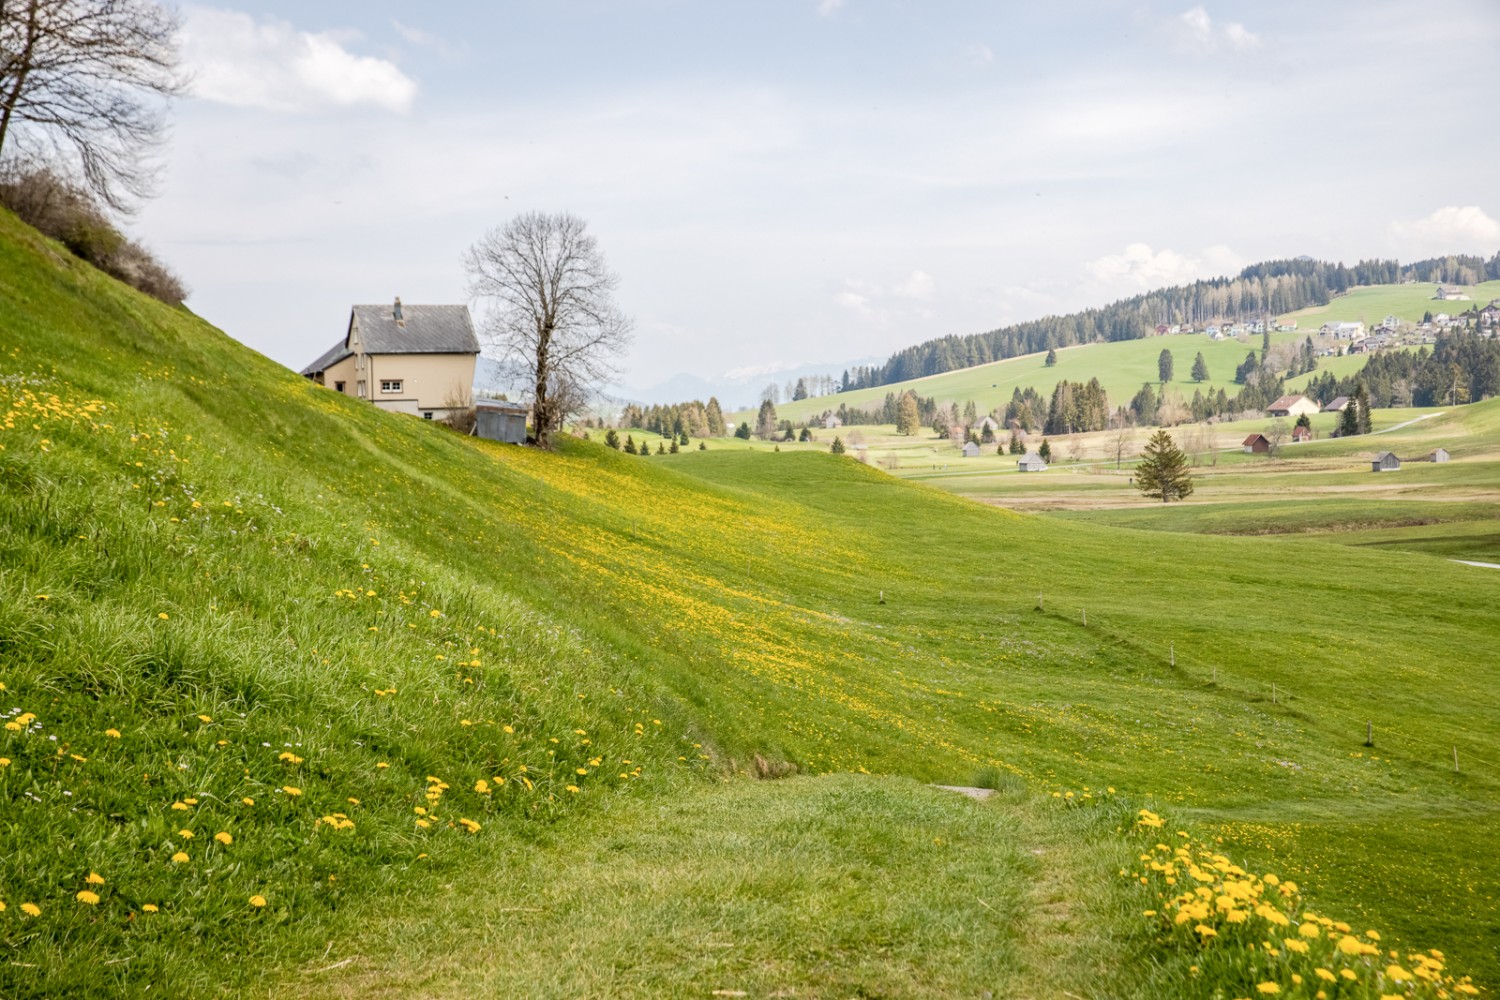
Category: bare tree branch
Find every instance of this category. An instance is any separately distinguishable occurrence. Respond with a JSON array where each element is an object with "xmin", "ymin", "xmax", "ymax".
[
  {"xmin": 0, "ymin": 0, "xmax": 182, "ymax": 211},
  {"xmin": 463, "ymin": 212, "xmax": 633, "ymax": 449}
]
